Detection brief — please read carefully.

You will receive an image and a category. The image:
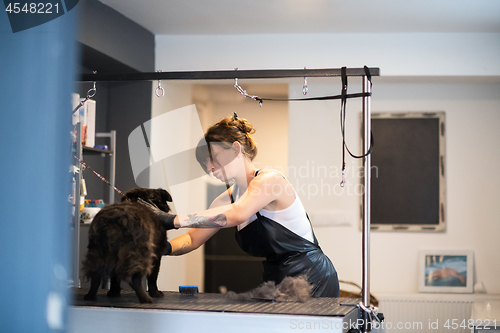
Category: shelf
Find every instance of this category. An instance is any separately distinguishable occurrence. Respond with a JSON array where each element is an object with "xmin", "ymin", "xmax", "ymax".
[
  {"xmin": 83, "ymin": 146, "xmax": 113, "ymax": 154},
  {"xmin": 72, "ymin": 128, "xmax": 116, "ymax": 288}
]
